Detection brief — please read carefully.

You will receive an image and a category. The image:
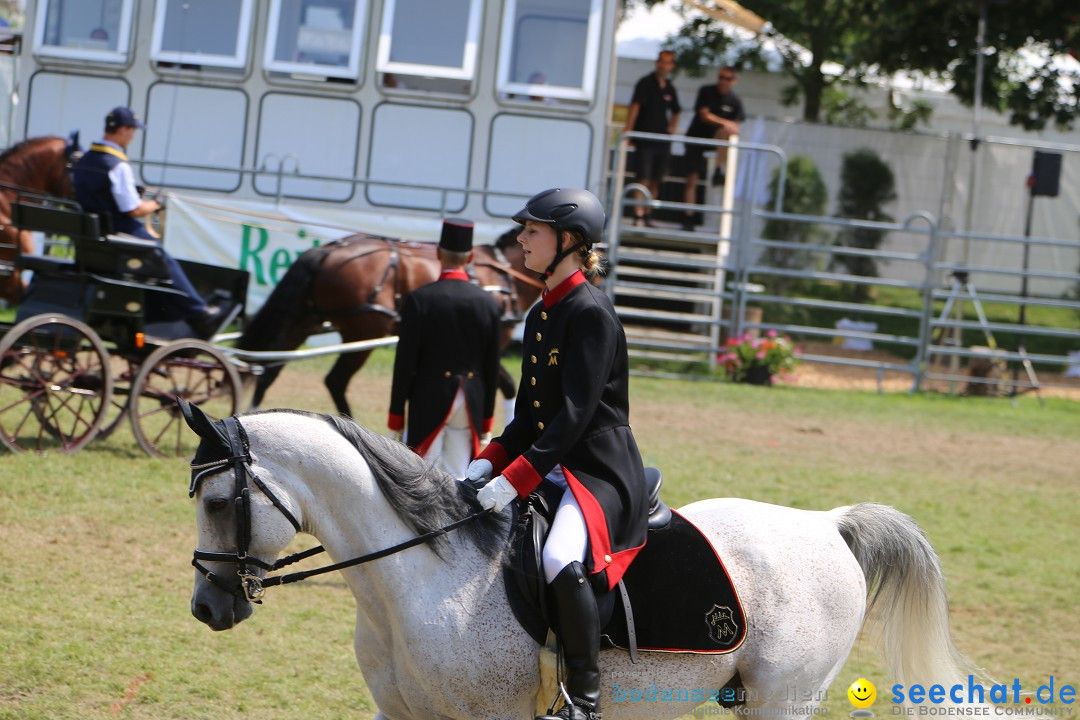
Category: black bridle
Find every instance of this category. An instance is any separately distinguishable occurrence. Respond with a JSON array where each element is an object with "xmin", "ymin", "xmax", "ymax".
[{"xmin": 189, "ymin": 415, "xmax": 489, "ymax": 604}]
